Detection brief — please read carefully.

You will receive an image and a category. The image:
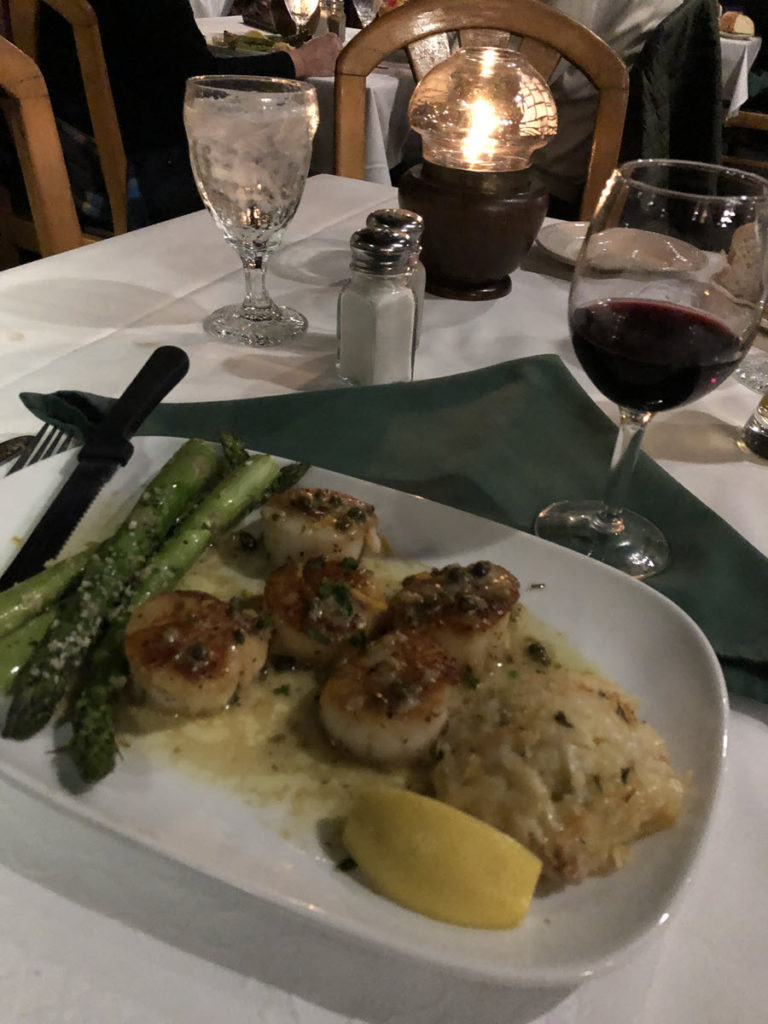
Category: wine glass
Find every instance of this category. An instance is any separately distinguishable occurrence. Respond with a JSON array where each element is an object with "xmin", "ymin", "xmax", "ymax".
[
  {"xmin": 184, "ymin": 76, "xmax": 319, "ymax": 347},
  {"xmin": 350, "ymin": 0, "xmax": 382, "ymax": 27},
  {"xmin": 283, "ymin": 0, "xmax": 319, "ymax": 38},
  {"xmin": 534, "ymin": 159, "xmax": 768, "ymax": 578}
]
